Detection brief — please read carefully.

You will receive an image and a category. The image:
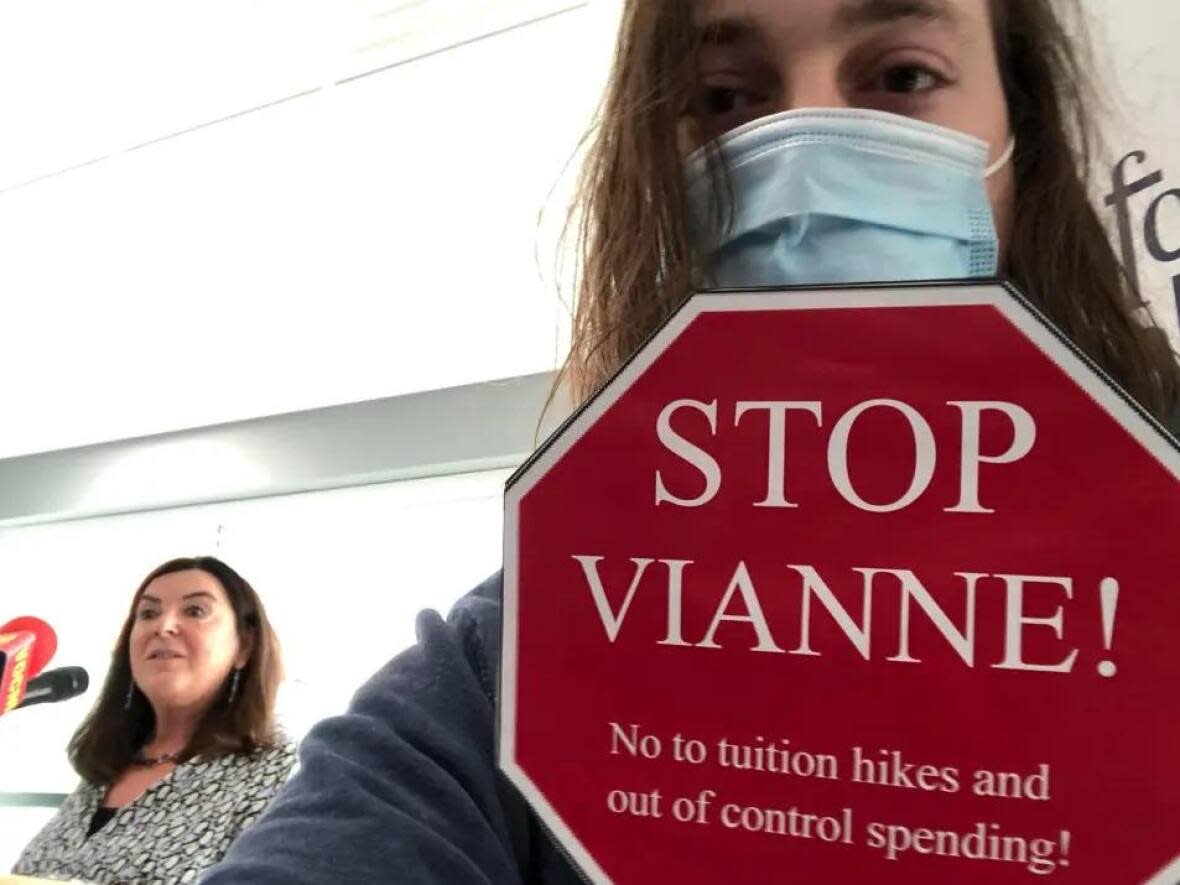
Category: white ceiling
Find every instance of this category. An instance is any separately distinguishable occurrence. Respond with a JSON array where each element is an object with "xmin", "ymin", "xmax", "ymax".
[
  {"xmin": 0, "ymin": 0, "xmax": 586, "ymax": 193},
  {"xmin": 0, "ymin": 0, "xmax": 616, "ymax": 459}
]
